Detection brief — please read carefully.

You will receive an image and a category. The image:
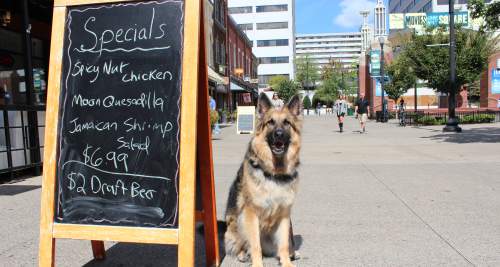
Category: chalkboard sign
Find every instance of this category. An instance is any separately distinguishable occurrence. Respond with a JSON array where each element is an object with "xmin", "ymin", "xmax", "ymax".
[
  {"xmin": 55, "ymin": 0, "xmax": 184, "ymax": 227},
  {"xmin": 236, "ymin": 106, "xmax": 255, "ymax": 134},
  {"xmin": 40, "ymin": 1, "xmax": 220, "ymax": 266}
]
